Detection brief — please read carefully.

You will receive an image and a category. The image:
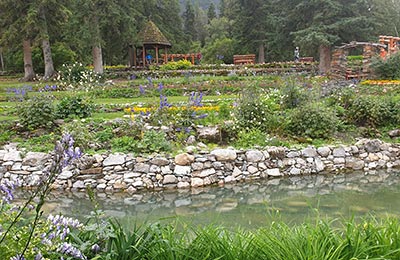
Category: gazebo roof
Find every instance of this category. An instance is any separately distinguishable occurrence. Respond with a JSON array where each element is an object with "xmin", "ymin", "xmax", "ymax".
[{"xmin": 137, "ymin": 20, "xmax": 171, "ymax": 47}]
